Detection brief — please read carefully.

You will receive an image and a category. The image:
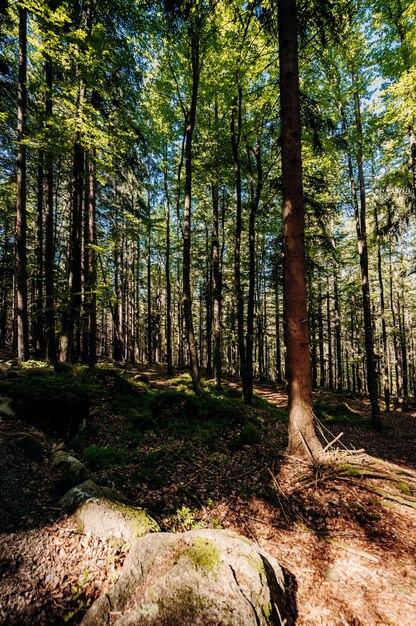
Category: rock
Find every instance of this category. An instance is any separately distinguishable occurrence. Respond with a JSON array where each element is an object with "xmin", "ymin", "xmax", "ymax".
[
  {"xmin": 11, "ymin": 434, "xmax": 45, "ymax": 461},
  {"xmin": 81, "ymin": 528, "xmax": 286, "ymax": 626},
  {"xmin": 51, "ymin": 450, "xmax": 89, "ymax": 490},
  {"xmin": 0, "ymin": 396, "xmax": 15, "ymax": 417},
  {"xmin": 58, "ymin": 480, "xmax": 159, "ymax": 542}
]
